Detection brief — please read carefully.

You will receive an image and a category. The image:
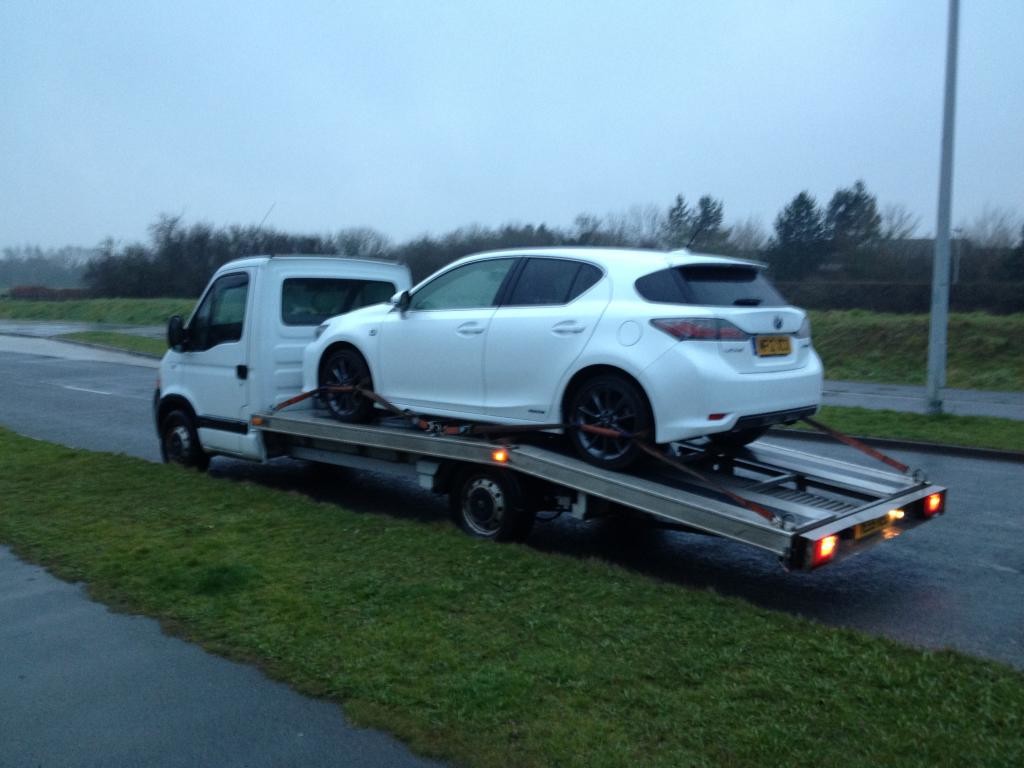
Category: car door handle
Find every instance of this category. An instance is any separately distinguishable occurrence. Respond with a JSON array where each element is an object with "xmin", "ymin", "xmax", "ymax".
[
  {"xmin": 456, "ymin": 322, "xmax": 485, "ymax": 336},
  {"xmin": 552, "ymin": 321, "xmax": 586, "ymax": 335}
]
